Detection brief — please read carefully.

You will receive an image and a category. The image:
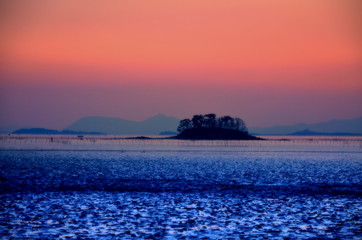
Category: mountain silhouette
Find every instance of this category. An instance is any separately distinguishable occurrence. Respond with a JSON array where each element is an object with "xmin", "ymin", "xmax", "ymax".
[
  {"xmin": 249, "ymin": 117, "xmax": 362, "ymax": 135},
  {"xmin": 12, "ymin": 128, "xmax": 104, "ymax": 135},
  {"xmin": 6, "ymin": 115, "xmax": 362, "ymax": 136},
  {"xmin": 65, "ymin": 114, "xmax": 179, "ymax": 135},
  {"xmin": 289, "ymin": 129, "xmax": 361, "ymax": 136}
]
